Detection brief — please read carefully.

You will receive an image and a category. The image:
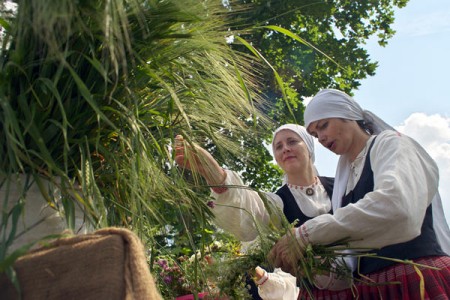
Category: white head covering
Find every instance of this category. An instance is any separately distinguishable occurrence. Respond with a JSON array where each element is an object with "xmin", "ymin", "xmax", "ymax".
[
  {"xmin": 272, "ymin": 124, "xmax": 315, "ymax": 163},
  {"xmin": 304, "ymin": 88, "xmax": 450, "ymax": 256},
  {"xmin": 304, "ymin": 89, "xmax": 394, "ymax": 134},
  {"xmin": 272, "ymin": 124, "xmax": 317, "ymax": 184},
  {"xmin": 304, "ymin": 89, "xmax": 394, "ymax": 212}
]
